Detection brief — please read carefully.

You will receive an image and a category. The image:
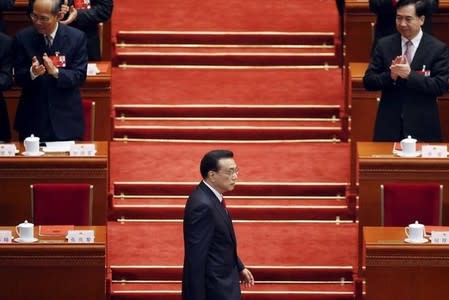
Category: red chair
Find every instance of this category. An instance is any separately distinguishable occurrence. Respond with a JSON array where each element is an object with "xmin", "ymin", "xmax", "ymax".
[
  {"xmin": 31, "ymin": 183, "xmax": 93, "ymax": 225},
  {"xmin": 82, "ymin": 99, "xmax": 96, "ymax": 141},
  {"xmin": 381, "ymin": 183, "xmax": 443, "ymax": 226}
]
